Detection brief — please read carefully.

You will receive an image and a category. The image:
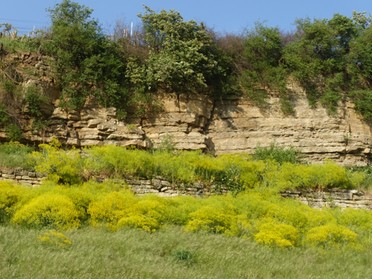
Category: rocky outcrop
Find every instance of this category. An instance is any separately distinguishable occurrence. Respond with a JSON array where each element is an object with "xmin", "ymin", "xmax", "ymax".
[
  {"xmin": 281, "ymin": 189, "xmax": 372, "ymax": 210},
  {"xmin": 0, "ymin": 168, "xmax": 42, "ymax": 186},
  {"xmin": 209, "ymin": 91, "xmax": 371, "ymax": 165},
  {"xmin": 1, "ymin": 86, "xmax": 371, "ymax": 165}
]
